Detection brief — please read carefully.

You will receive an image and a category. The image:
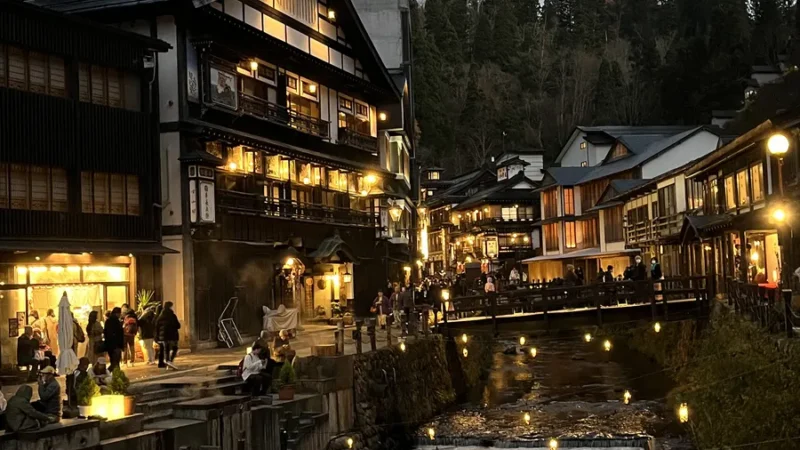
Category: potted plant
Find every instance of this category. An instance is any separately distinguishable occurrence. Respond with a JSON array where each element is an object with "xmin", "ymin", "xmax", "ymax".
[
  {"xmin": 277, "ymin": 362, "xmax": 296, "ymax": 400},
  {"xmin": 135, "ymin": 289, "xmax": 157, "ymax": 314},
  {"xmin": 110, "ymin": 368, "xmax": 135, "ymax": 416},
  {"xmin": 77, "ymin": 375, "xmax": 100, "ymax": 418}
]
